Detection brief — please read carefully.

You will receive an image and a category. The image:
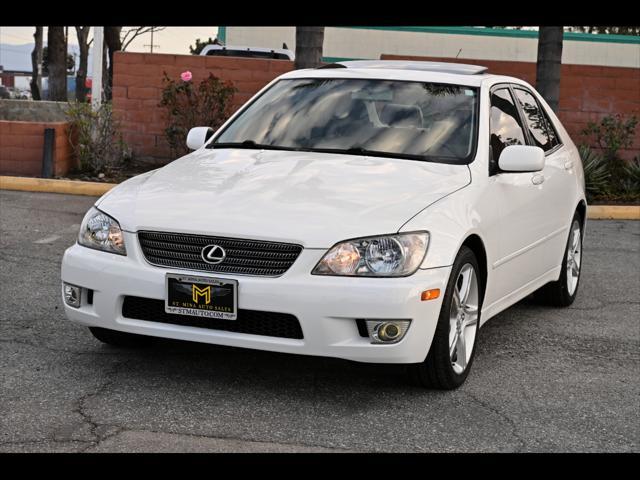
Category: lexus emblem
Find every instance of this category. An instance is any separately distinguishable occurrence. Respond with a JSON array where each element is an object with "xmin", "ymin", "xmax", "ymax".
[{"xmin": 201, "ymin": 244, "xmax": 226, "ymax": 265}]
